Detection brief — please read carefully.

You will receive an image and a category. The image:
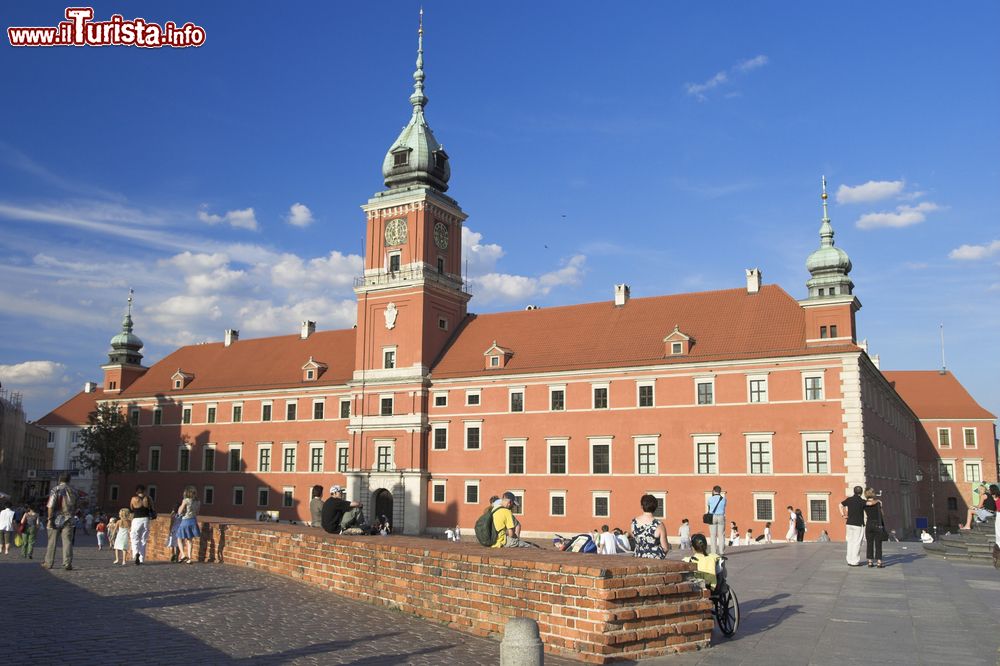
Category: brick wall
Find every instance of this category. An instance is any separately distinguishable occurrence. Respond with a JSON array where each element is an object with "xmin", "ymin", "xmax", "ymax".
[{"xmin": 149, "ymin": 519, "xmax": 712, "ymax": 662}]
